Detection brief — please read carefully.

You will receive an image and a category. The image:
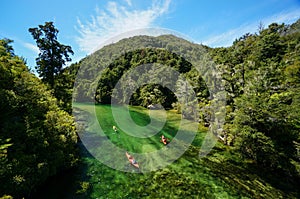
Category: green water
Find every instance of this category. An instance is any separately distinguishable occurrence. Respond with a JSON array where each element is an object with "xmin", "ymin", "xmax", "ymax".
[{"xmin": 32, "ymin": 104, "xmax": 299, "ymax": 198}]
